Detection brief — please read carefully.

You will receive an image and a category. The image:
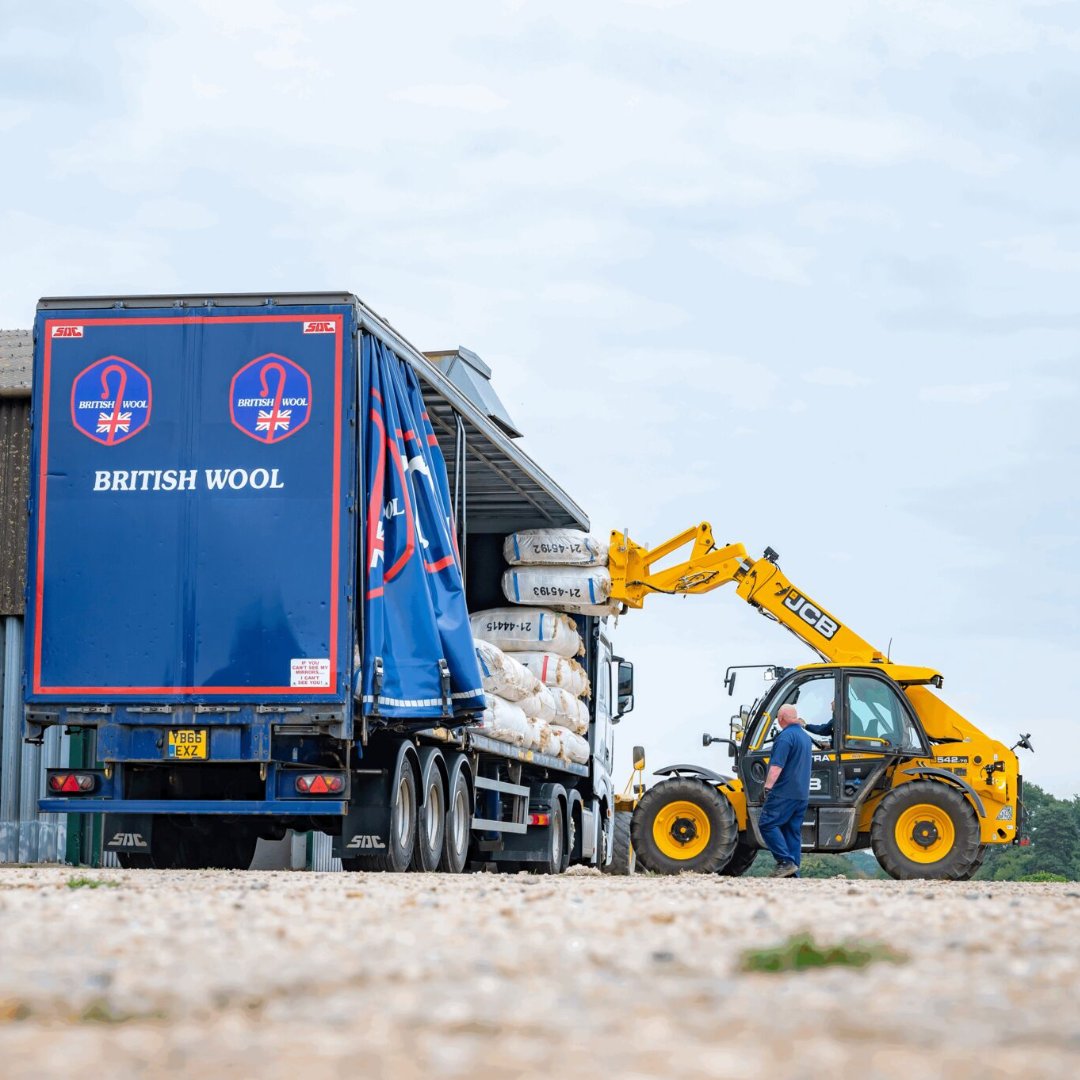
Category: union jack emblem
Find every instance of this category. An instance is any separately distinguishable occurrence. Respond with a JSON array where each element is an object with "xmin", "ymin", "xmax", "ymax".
[
  {"xmin": 256, "ymin": 408, "xmax": 291, "ymax": 433},
  {"xmin": 97, "ymin": 410, "xmax": 131, "ymax": 436}
]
